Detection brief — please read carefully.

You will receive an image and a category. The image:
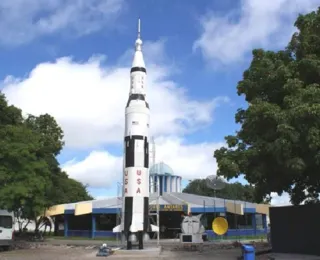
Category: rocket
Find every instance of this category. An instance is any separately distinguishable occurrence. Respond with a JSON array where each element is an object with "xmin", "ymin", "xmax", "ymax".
[{"xmin": 113, "ymin": 19, "xmax": 158, "ymax": 250}]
